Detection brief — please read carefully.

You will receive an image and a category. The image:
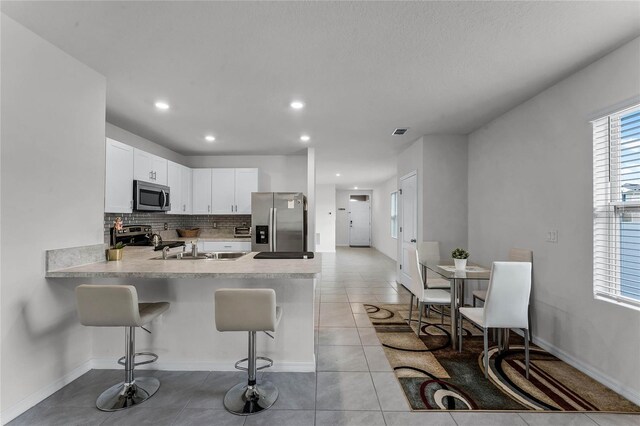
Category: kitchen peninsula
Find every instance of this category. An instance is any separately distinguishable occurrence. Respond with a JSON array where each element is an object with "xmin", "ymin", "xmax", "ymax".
[{"xmin": 46, "ymin": 245, "xmax": 321, "ymax": 372}]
